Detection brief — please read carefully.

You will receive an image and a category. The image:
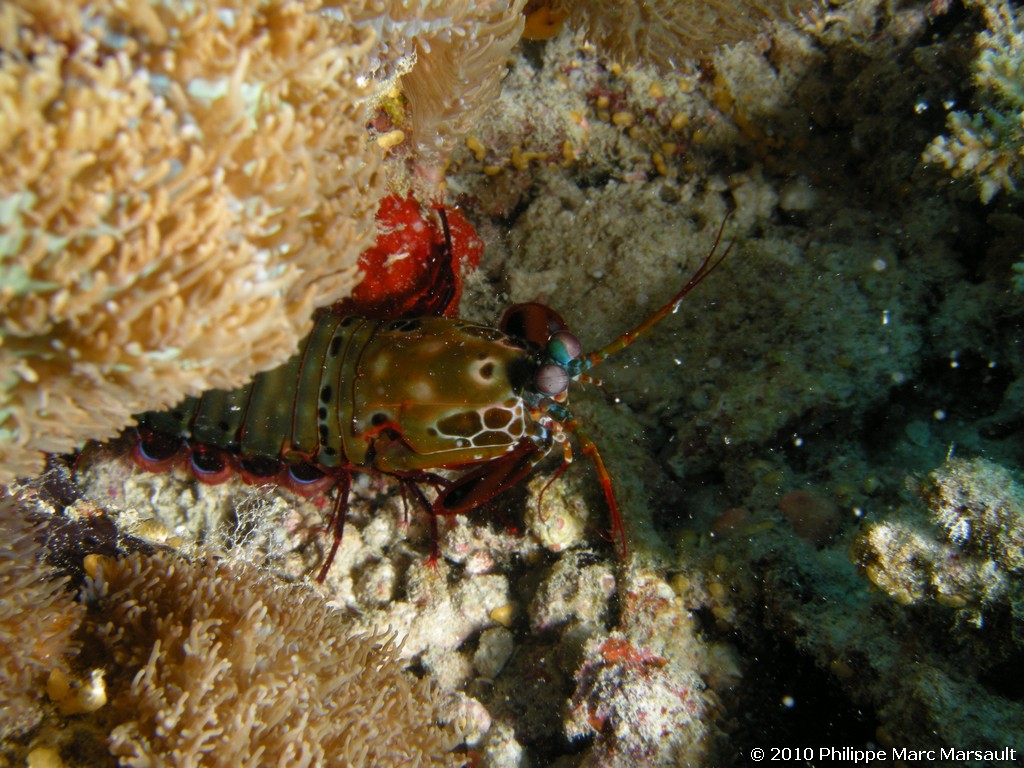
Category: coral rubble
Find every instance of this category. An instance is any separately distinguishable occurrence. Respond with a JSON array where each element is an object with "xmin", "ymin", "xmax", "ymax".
[
  {"xmin": 923, "ymin": 0, "xmax": 1024, "ymax": 203},
  {"xmin": 854, "ymin": 457, "xmax": 1024, "ymax": 622},
  {"xmin": 566, "ymin": 634, "xmax": 707, "ymax": 767}
]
